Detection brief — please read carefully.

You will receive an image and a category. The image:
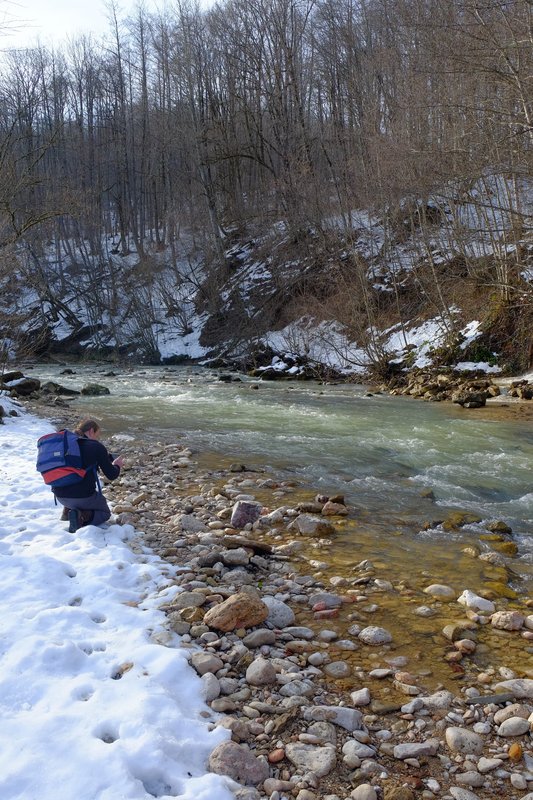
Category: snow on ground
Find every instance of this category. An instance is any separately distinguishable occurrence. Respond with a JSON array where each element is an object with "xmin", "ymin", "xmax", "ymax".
[
  {"xmin": 264, "ymin": 318, "xmax": 369, "ymax": 374},
  {"xmin": 385, "ymin": 317, "xmax": 449, "ymax": 368},
  {"xmin": 0, "ymin": 396, "xmax": 234, "ymax": 800}
]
